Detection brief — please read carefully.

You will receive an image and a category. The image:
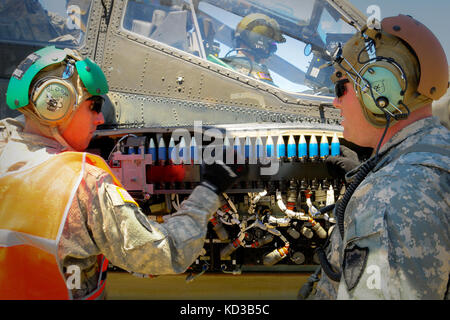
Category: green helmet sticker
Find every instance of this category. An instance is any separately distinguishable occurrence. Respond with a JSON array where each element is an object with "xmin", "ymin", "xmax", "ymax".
[
  {"xmin": 75, "ymin": 58, "xmax": 109, "ymax": 95},
  {"xmin": 6, "ymin": 46, "xmax": 67, "ymax": 110}
]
